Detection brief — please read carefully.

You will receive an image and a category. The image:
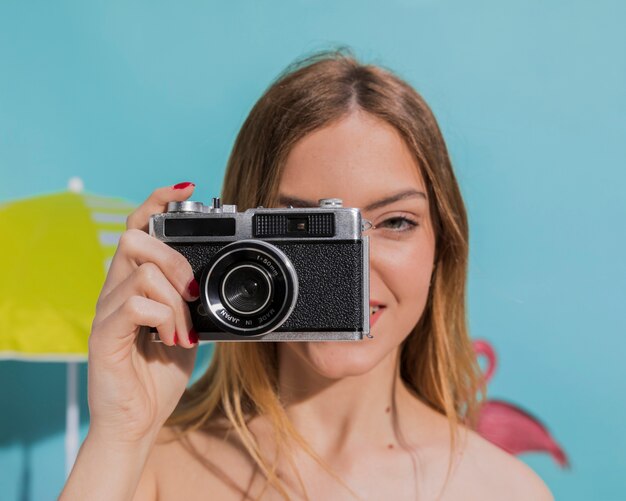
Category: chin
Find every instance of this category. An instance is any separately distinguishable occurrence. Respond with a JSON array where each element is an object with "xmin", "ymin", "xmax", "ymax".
[{"xmin": 284, "ymin": 338, "xmax": 393, "ymax": 380}]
